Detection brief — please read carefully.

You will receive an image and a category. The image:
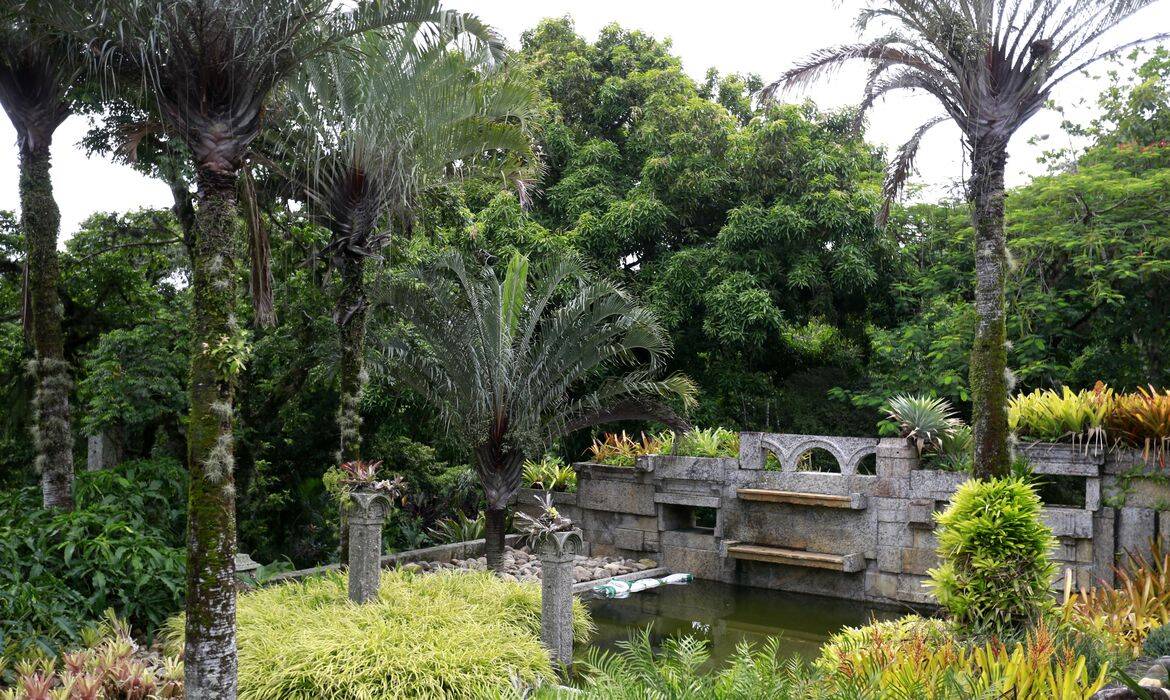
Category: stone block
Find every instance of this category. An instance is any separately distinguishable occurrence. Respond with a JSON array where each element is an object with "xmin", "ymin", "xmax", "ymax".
[
  {"xmin": 662, "ymin": 546, "xmax": 729, "ymax": 582},
  {"xmin": 878, "ymin": 521, "xmax": 910, "ymax": 547},
  {"xmin": 867, "ymin": 571, "xmax": 899, "ymax": 600},
  {"xmin": 1017, "ymin": 442, "xmax": 1103, "ymax": 476},
  {"xmin": 576, "ymin": 471, "xmax": 656, "ymax": 516},
  {"xmin": 613, "ymin": 528, "xmax": 645, "ymax": 551},
  {"xmin": 874, "ymin": 497, "xmax": 907, "ymax": 523},
  {"xmin": 907, "ymin": 498, "xmax": 936, "ymax": 529},
  {"xmin": 900, "ymin": 547, "xmax": 938, "ymax": 576},
  {"xmin": 878, "ymin": 546, "xmax": 903, "ymax": 572},
  {"xmin": 895, "ymin": 574, "xmax": 935, "ymax": 605},
  {"xmin": 660, "ymin": 529, "xmax": 718, "ymax": 551},
  {"xmin": 1093, "ymin": 507, "xmax": 1116, "ymax": 587},
  {"xmin": 1118, "ymin": 507, "xmax": 1157, "ymax": 558},
  {"xmin": 654, "ymin": 492, "xmax": 720, "ymax": 508}
]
